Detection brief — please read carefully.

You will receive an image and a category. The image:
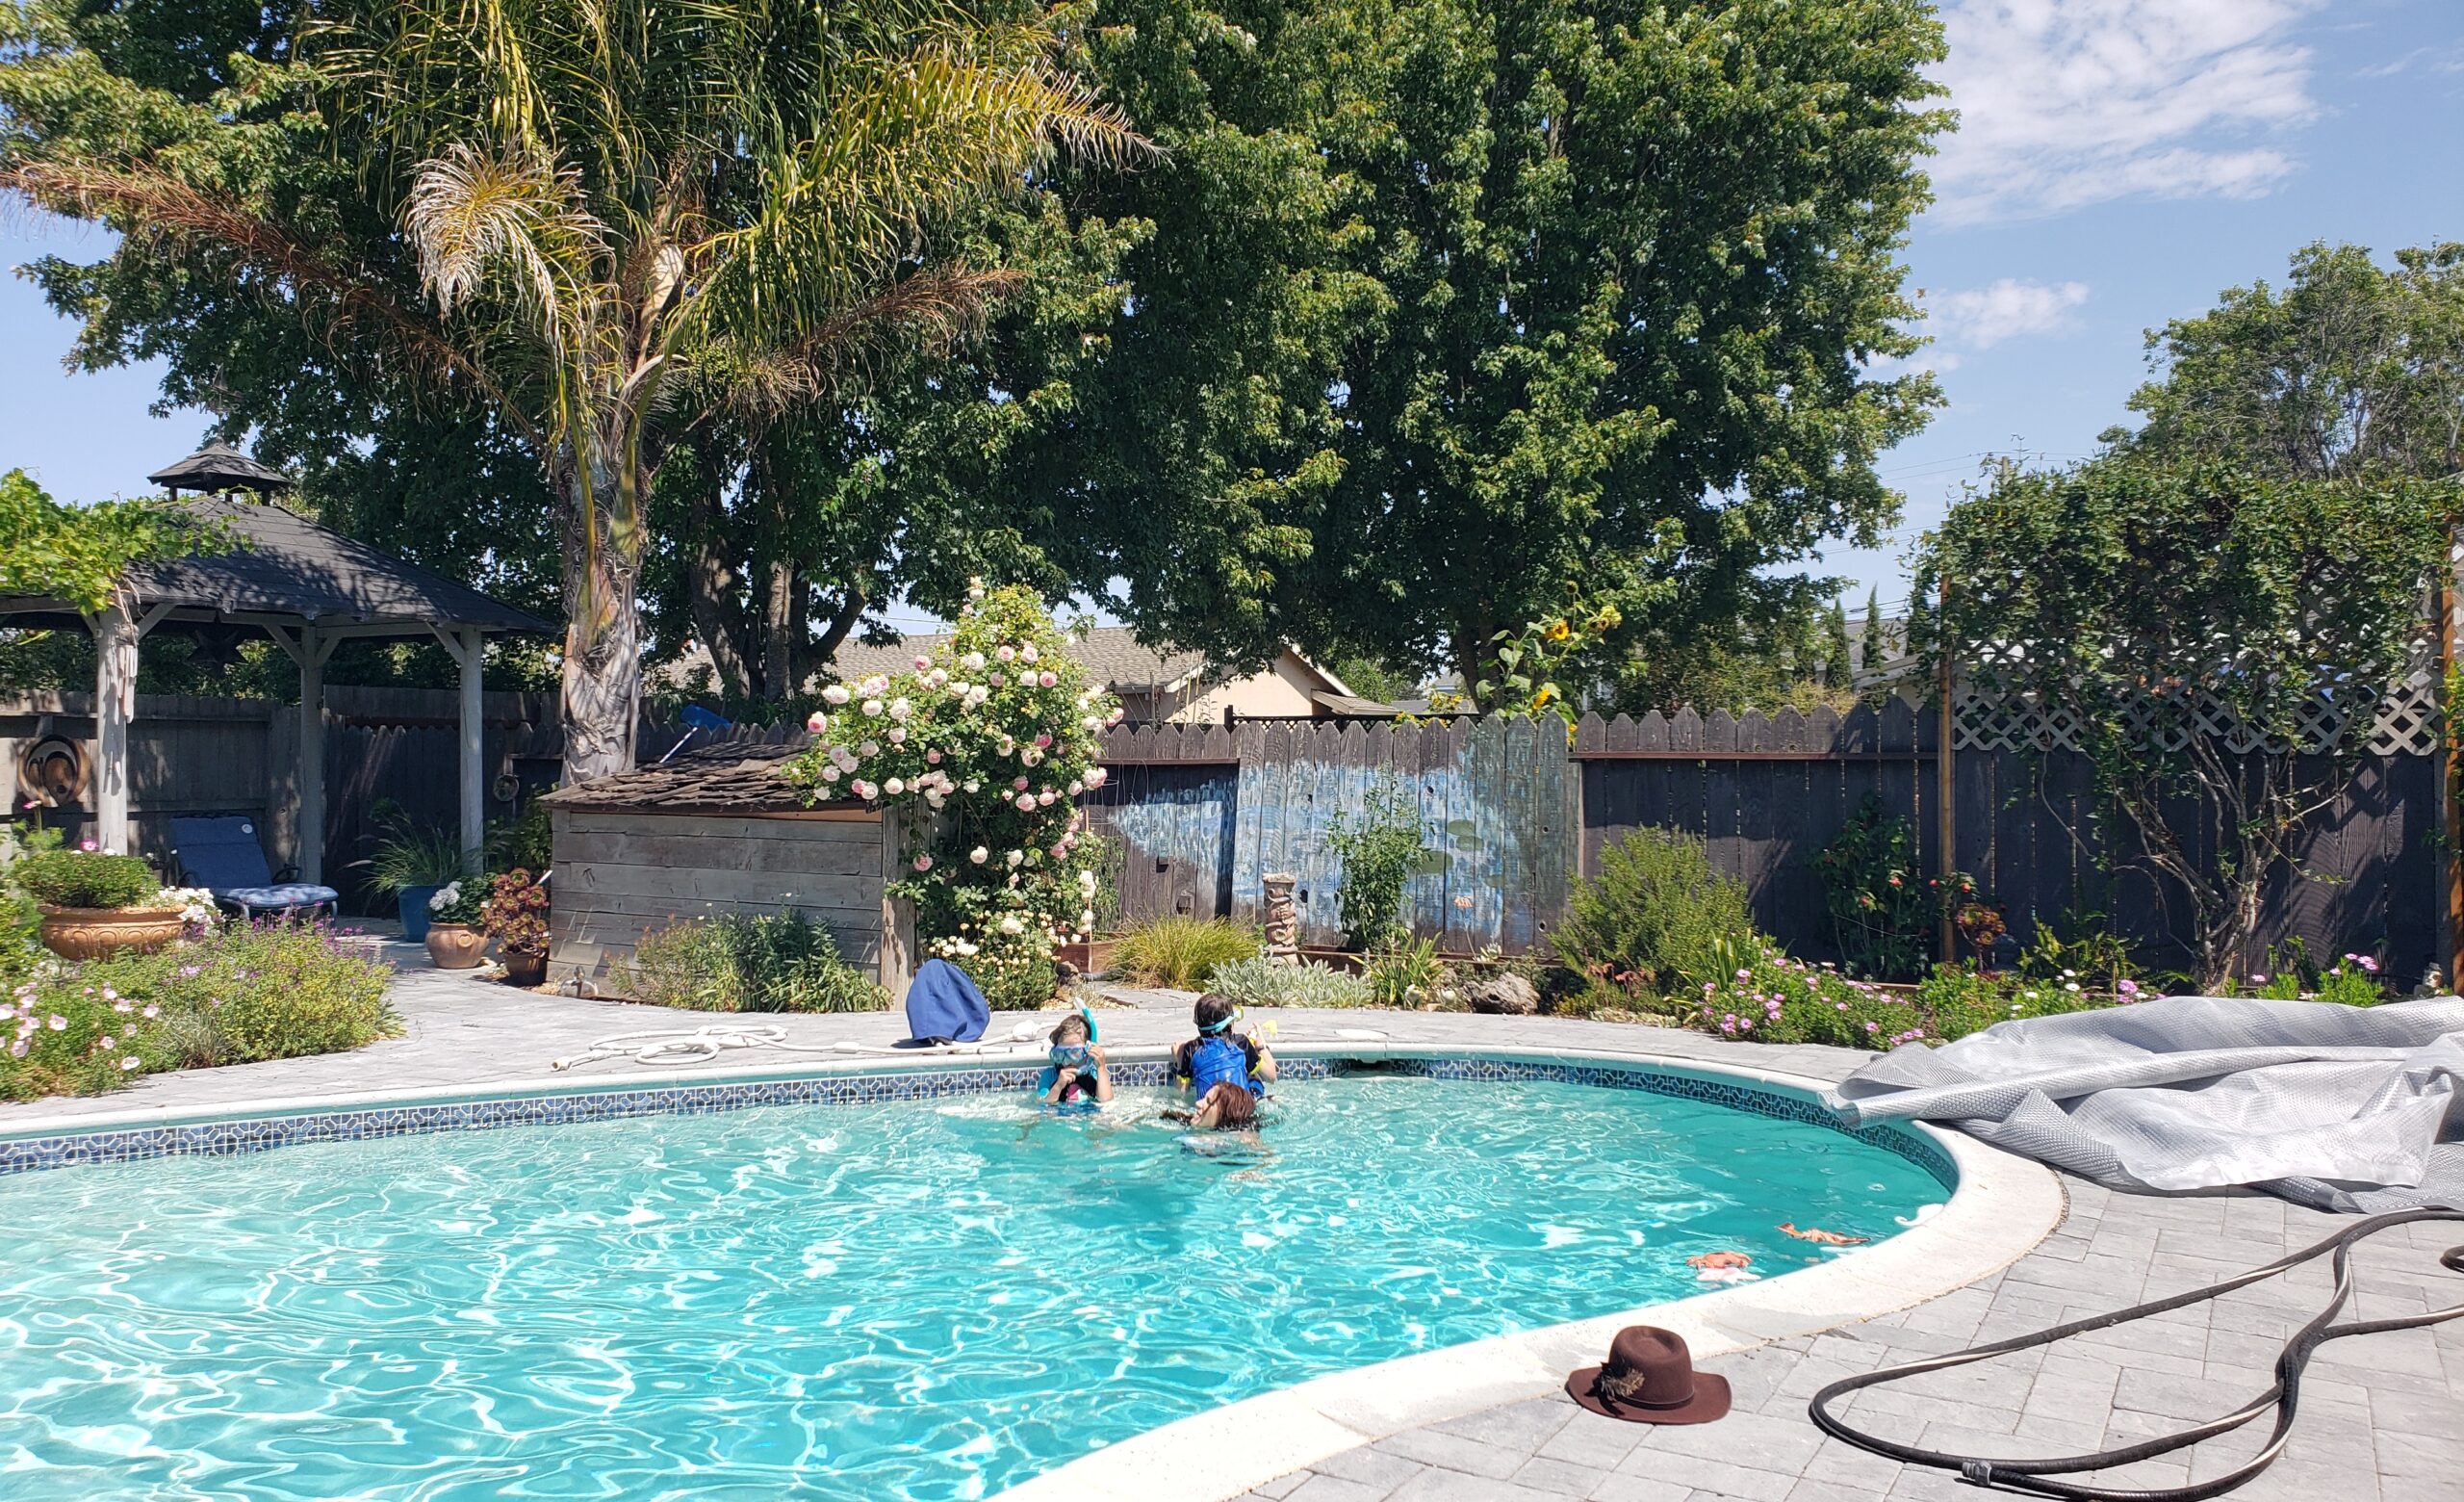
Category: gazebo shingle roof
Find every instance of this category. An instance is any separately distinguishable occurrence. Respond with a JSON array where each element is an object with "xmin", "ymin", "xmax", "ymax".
[
  {"xmin": 145, "ymin": 442, "xmax": 294, "ymax": 494},
  {"xmin": 0, "ymin": 497, "xmax": 554, "ymax": 634}
]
